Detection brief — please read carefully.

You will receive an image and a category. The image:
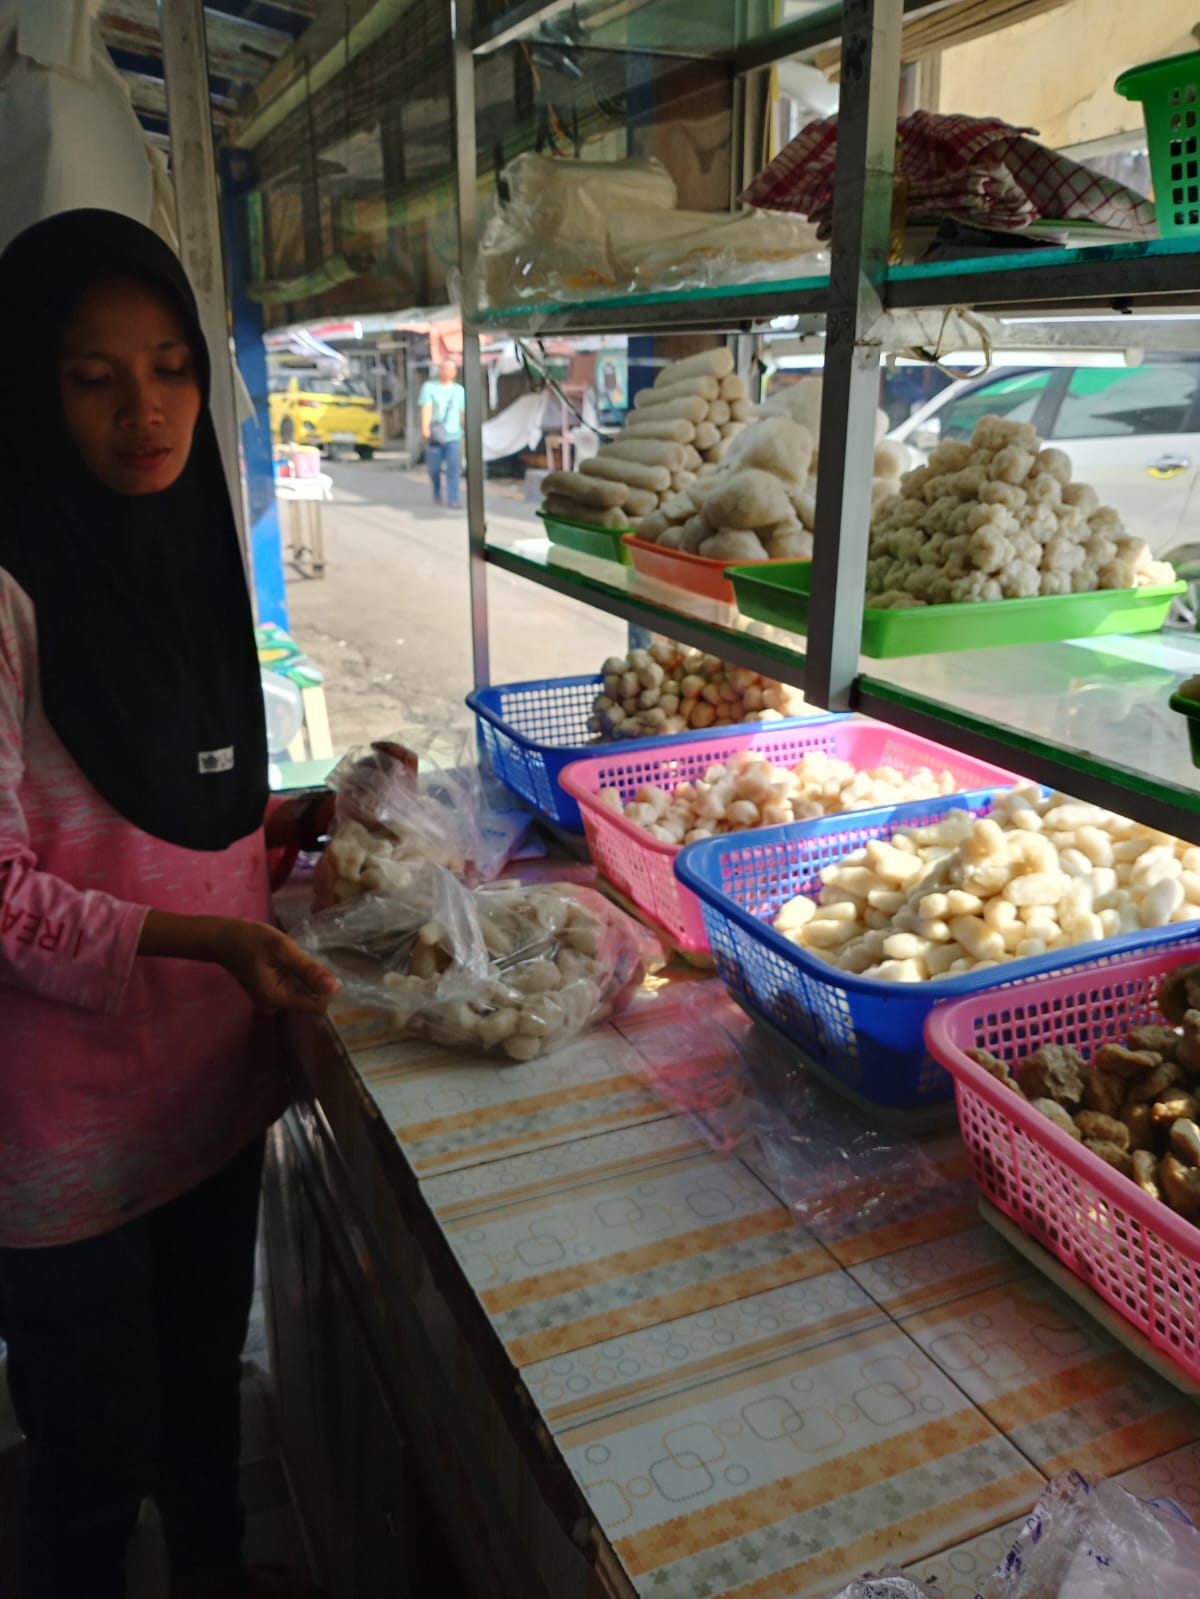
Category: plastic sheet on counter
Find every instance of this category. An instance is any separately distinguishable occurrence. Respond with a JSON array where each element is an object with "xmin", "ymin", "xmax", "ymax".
[
  {"xmin": 295, "ymin": 865, "xmax": 662, "ymax": 1062},
  {"xmin": 617, "ymin": 989, "xmax": 943, "ymax": 1236},
  {"xmin": 978, "ymin": 1471, "xmax": 1200, "ymax": 1598},
  {"xmin": 312, "ymin": 727, "xmax": 519, "ymax": 909}
]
